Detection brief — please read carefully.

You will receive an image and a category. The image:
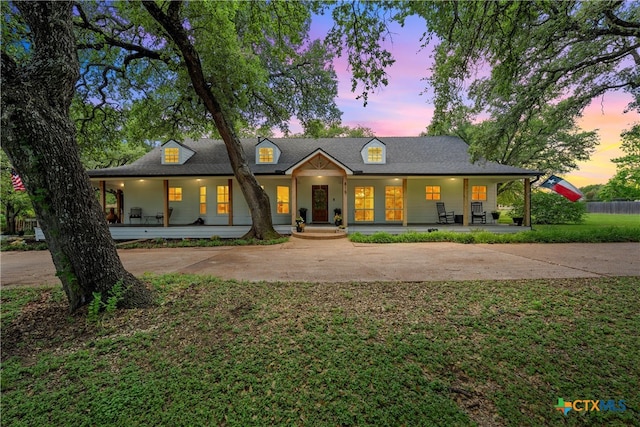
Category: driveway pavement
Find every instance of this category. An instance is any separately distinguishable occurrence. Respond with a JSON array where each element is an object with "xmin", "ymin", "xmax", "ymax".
[{"xmin": 1, "ymin": 239, "xmax": 638, "ymax": 288}]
